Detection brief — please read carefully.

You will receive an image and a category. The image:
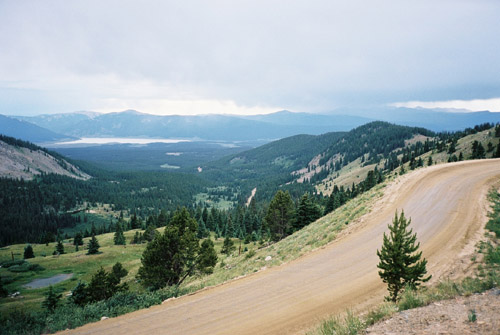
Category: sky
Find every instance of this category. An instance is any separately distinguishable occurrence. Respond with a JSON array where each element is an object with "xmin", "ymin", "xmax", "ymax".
[{"xmin": 1, "ymin": 0, "xmax": 500, "ymax": 116}]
